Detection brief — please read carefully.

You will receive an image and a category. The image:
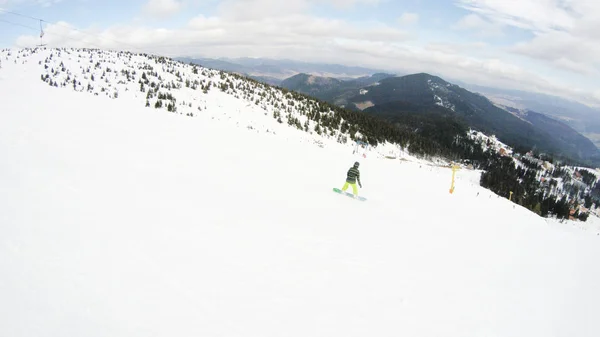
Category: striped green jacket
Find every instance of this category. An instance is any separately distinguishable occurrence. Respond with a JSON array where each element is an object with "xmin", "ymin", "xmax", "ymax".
[{"xmin": 346, "ymin": 167, "xmax": 361, "ymax": 184}]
